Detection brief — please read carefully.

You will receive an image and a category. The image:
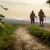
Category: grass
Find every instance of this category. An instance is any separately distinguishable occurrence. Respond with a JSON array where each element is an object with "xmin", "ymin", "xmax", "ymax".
[
  {"xmin": 0, "ymin": 22, "xmax": 50, "ymax": 49},
  {"xmin": 27, "ymin": 24, "xmax": 50, "ymax": 46},
  {"xmin": 0, "ymin": 23, "xmax": 18, "ymax": 50}
]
